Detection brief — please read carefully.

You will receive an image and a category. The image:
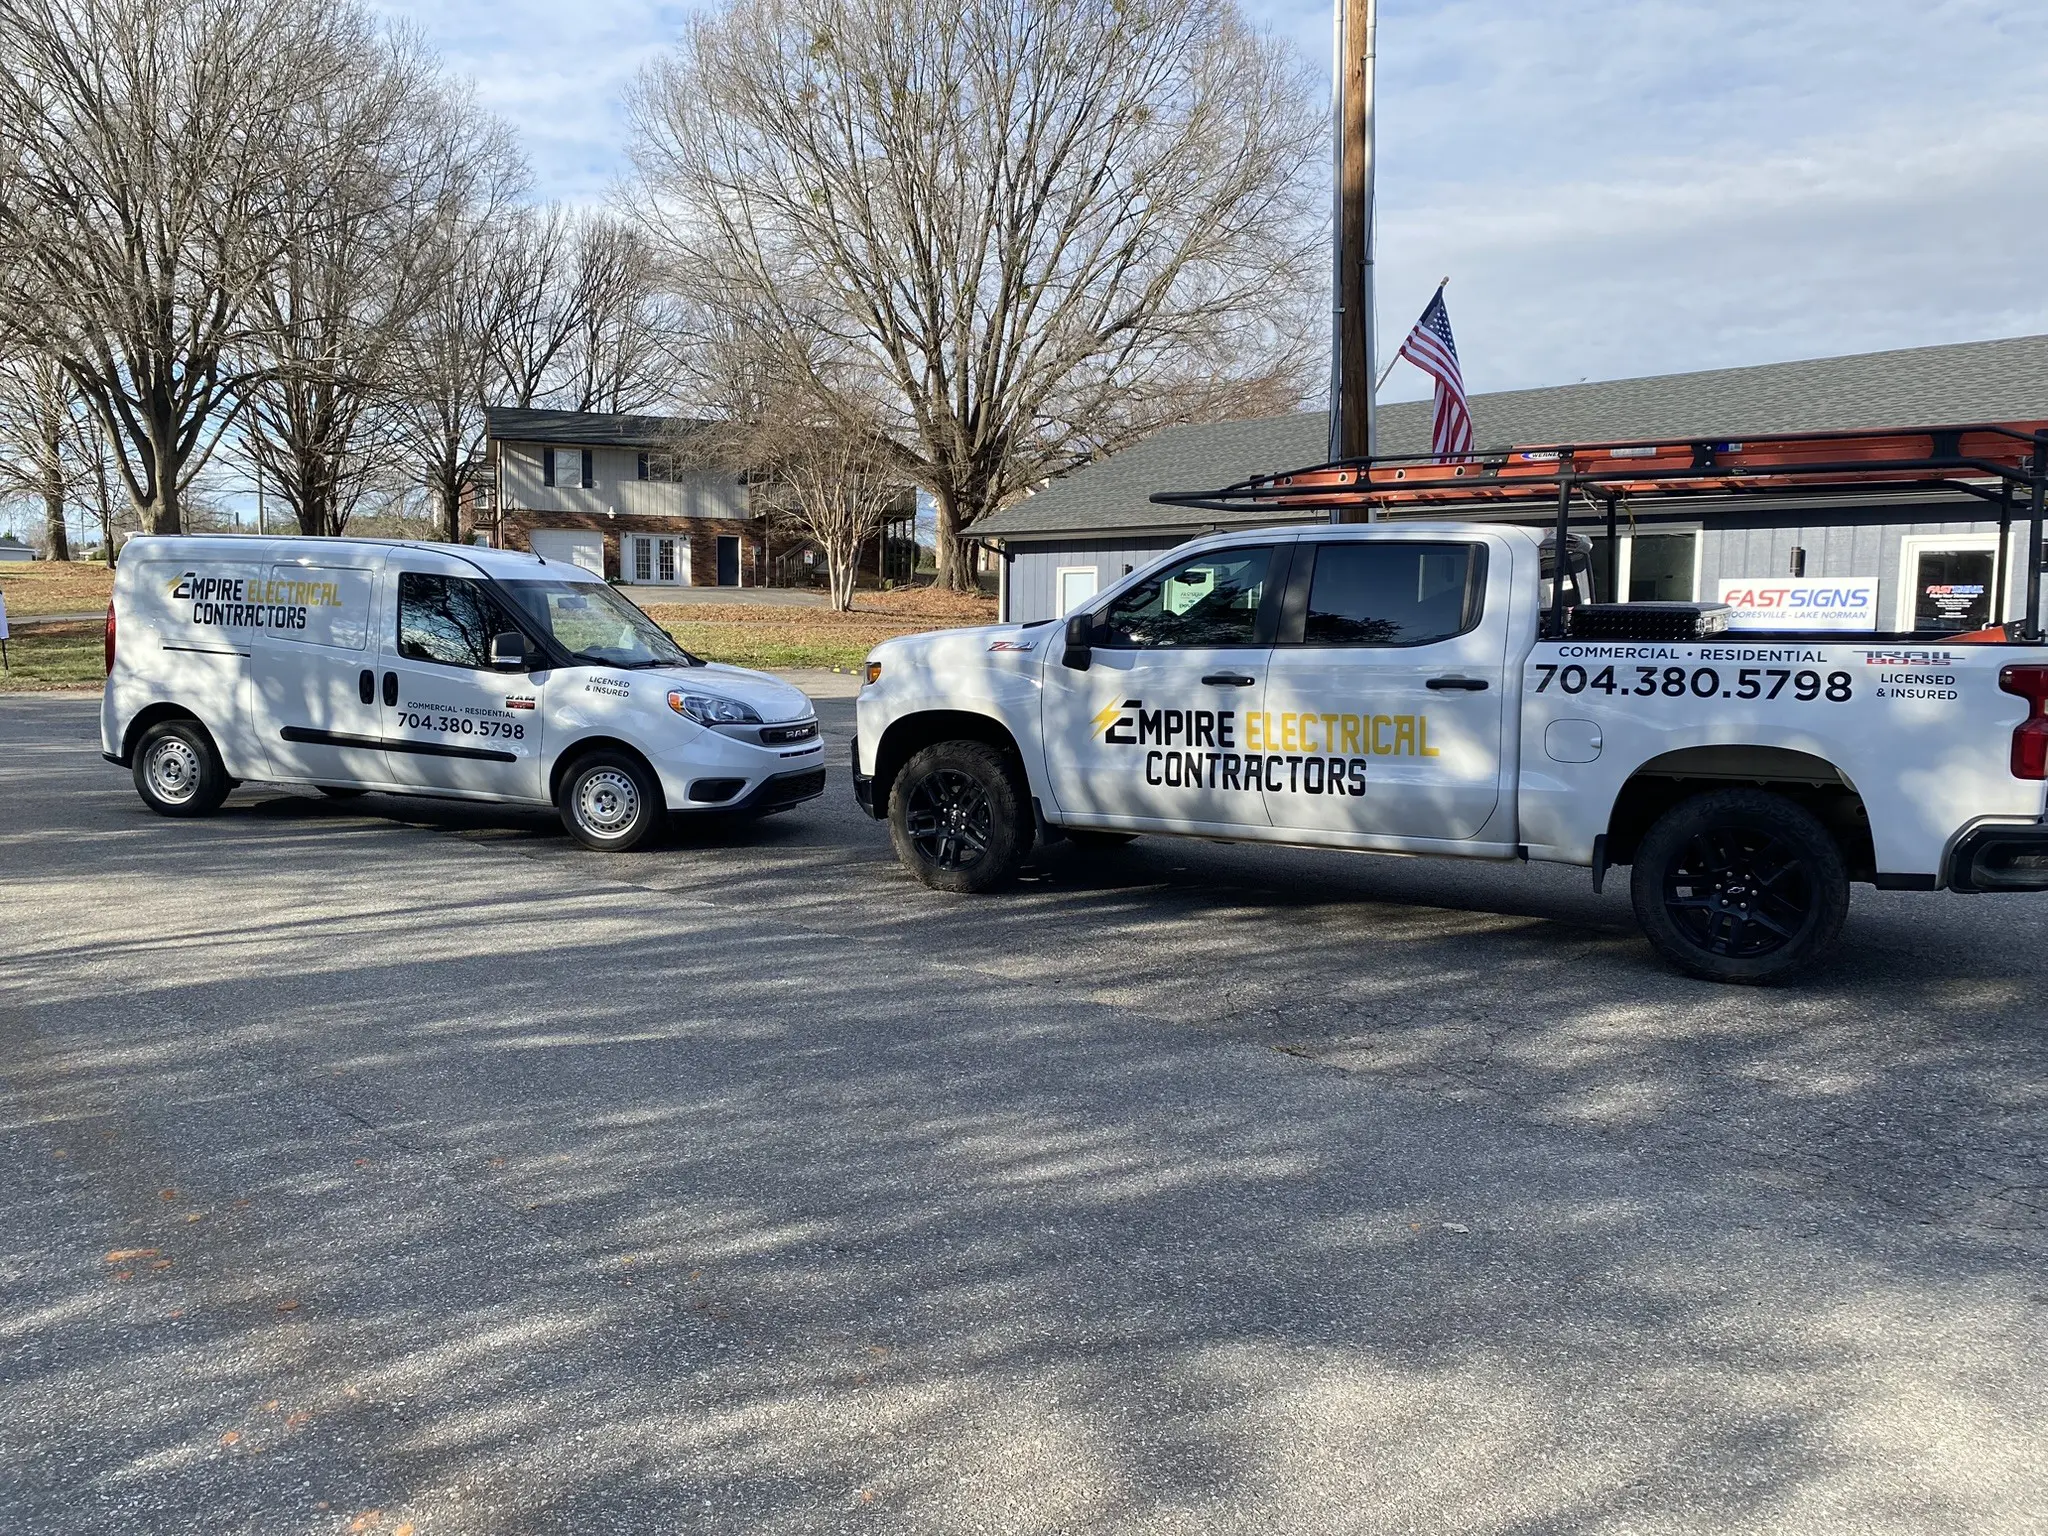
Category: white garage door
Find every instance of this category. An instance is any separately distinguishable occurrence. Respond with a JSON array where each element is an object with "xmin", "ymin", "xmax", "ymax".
[{"xmin": 528, "ymin": 530, "xmax": 603, "ymax": 577}]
